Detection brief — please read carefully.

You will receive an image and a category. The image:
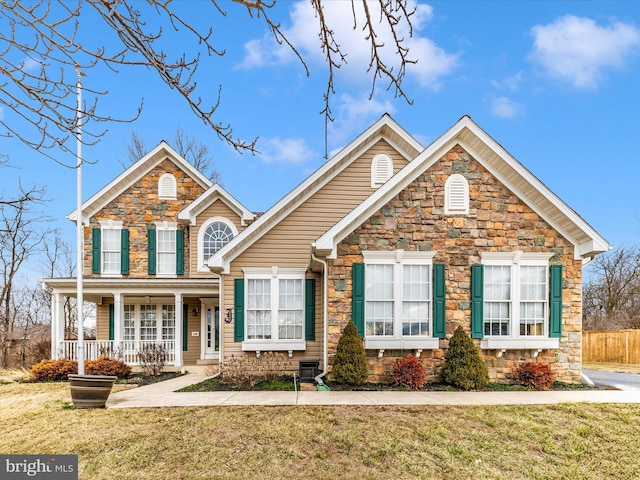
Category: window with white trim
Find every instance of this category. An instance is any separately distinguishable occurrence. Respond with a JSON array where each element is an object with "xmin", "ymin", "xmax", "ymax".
[
  {"xmin": 121, "ymin": 303, "xmax": 178, "ymax": 351},
  {"xmin": 445, "ymin": 174, "xmax": 469, "ymax": 214},
  {"xmin": 371, "ymin": 153, "xmax": 394, "ymax": 188},
  {"xmin": 360, "ymin": 251, "xmax": 440, "ymax": 349},
  {"xmin": 100, "ymin": 221, "xmax": 123, "ymax": 275},
  {"xmin": 158, "ymin": 173, "xmax": 177, "ymax": 199},
  {"xmin": 157, "ymin": 226, "xmax": 176, "ymax": 276},
  {"xmin": 480, "ymin": 252, "xmax": 555, "ymax": 342},
  {"xmin": 140, "ymin": 304, "xmax": 157, "ymax": 341},
  {"xmin": 242, "ymin": 267, "xmax": 306, "ymax": 350},
  {"xmin": 123, "ymin": 305, "xmax": 136, "ymax": 341},
  {"xmin": 198, "ymin": 217, "xmax": 238, "ymax": 270}
]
